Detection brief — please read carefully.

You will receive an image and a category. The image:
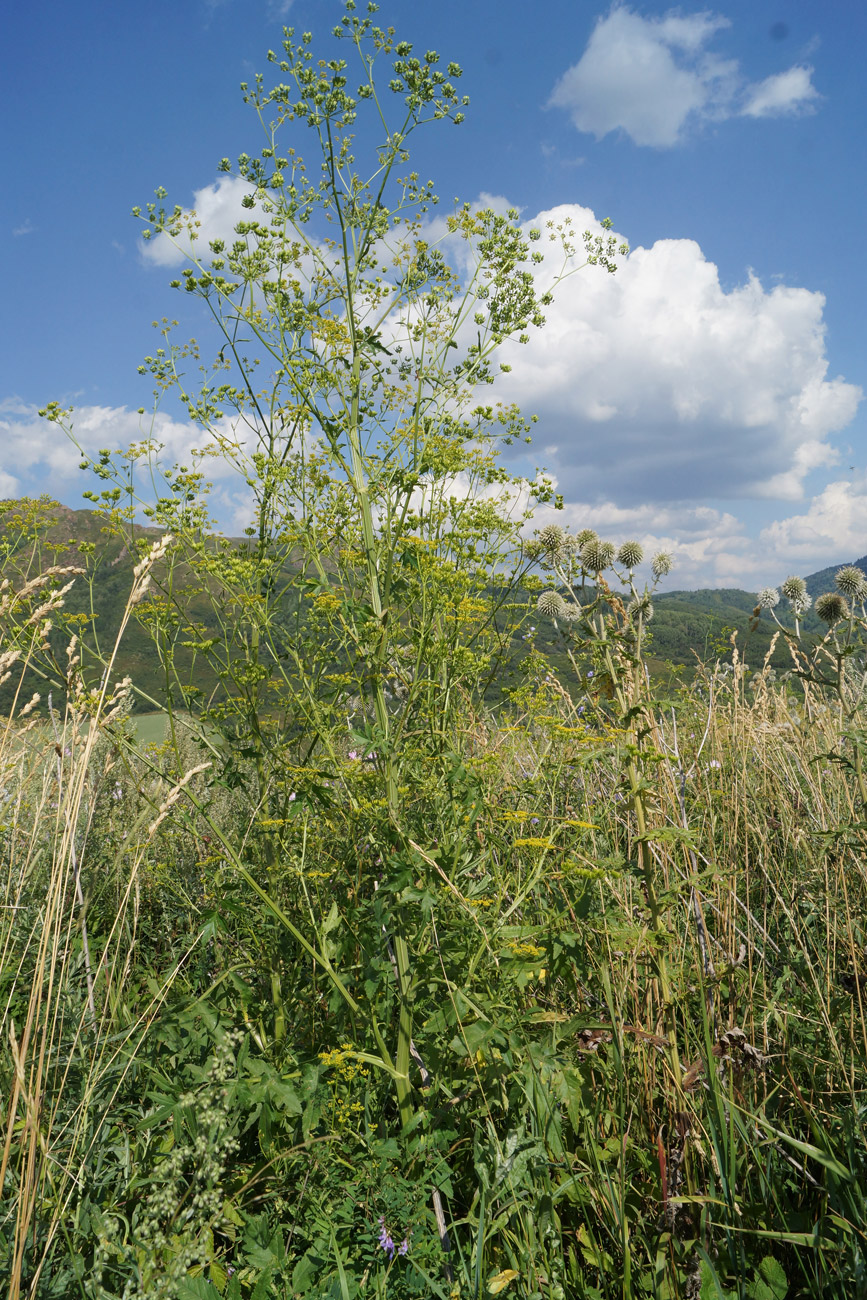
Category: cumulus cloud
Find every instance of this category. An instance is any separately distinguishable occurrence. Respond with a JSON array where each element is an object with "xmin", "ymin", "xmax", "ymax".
[
  {"xmin": 549, "ymin": 6, "xmax": 819, "ymax": 146},
  {"xmin": 489, "ymin": 204, "xmax": 860, "ymax": 508},
  {"xmin": 758, "ymin": 479, "xmax": 867, "ymax": 569}
]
